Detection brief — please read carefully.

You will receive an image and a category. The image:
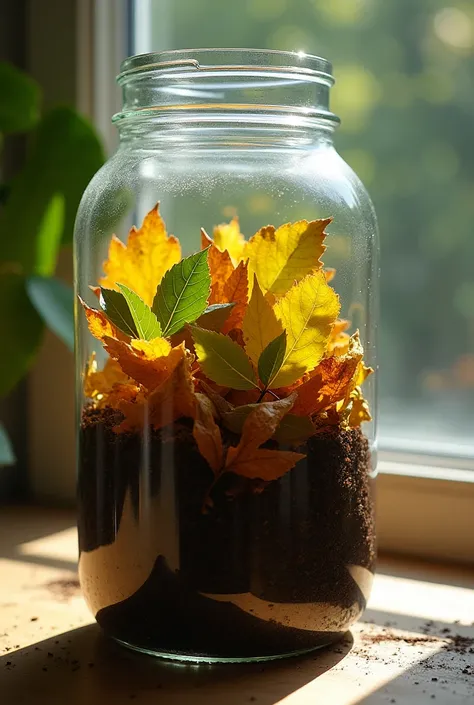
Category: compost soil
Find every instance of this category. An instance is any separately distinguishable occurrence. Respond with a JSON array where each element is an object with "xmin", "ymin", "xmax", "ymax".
[{"xmin": 78, "ymin": 406, "xmax": 375, "ymax": 659}]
